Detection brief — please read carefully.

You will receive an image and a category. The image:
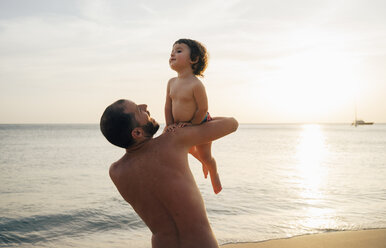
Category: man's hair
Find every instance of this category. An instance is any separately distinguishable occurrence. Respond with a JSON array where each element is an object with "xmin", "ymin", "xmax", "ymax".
[
  {"xmin": 100, "ymin": 99, "xmax": 138, "ymax": 148},
  {"xmin": 174, "ymin": 38, "xmax": 208, "ymax": 77}
]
